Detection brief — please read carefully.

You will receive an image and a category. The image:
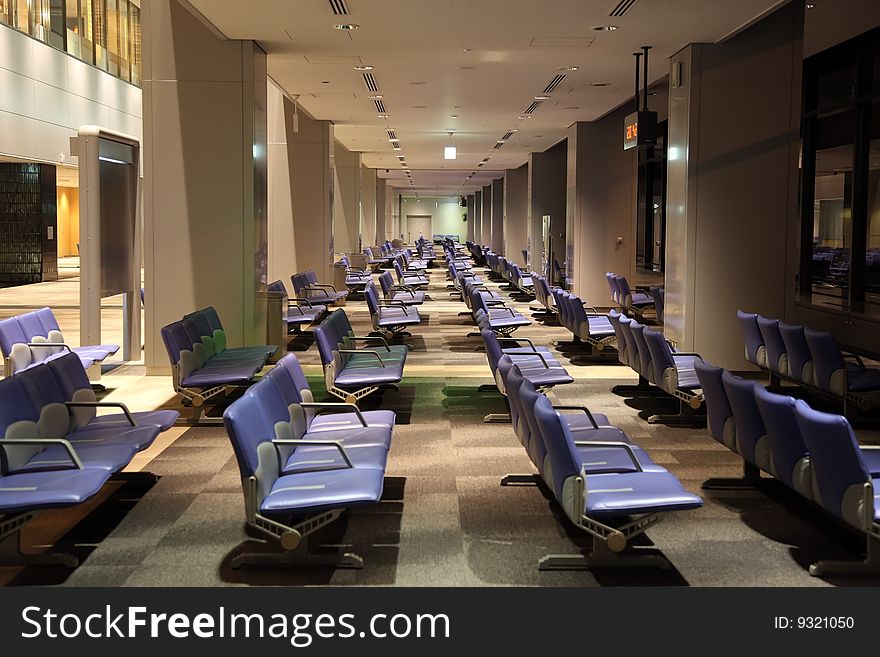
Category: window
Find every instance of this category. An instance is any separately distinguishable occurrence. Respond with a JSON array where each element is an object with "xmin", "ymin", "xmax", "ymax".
[{"xmin": 800, "ymin": 28, "xmax": 880, "ymax": 313}]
